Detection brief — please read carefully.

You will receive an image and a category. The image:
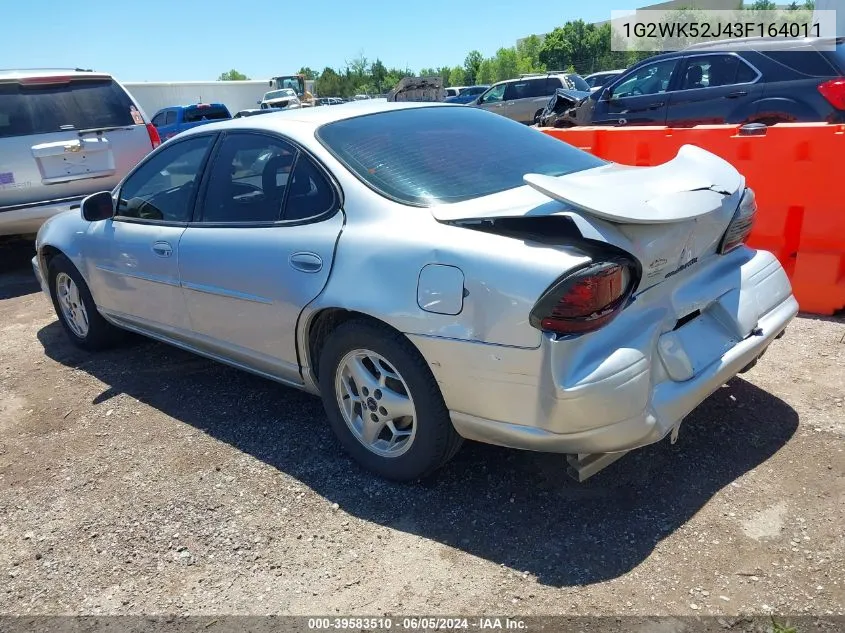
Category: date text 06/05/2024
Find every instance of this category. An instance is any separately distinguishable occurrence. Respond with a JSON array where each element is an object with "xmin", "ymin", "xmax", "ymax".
[
  {"xmin": 307, "ymin": 617, "xmax": 528, "ymax": 630},
  {"xmin": 622, "ymin": 20, "xmax": 822, "ymax": 39}
]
